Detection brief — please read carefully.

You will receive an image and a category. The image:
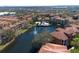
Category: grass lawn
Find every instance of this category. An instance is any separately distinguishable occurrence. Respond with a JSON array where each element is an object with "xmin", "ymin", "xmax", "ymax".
[
  {"xmin": 0, "ymin": 38, "xmax": 15, "ymax": 52},
  {"xmin": 0, "ymin": 45, "xmax": 4, "ymax": 51},
  {"xmin": 15, "ymin": 24, "xmax": 35, "ymax": 36},
  {"xmin": 15, "ymin": 29, "xmax": 28, "ymax": 36},
  {"xmin": 0, "ymin": 45, "xmax": 4, "ymax": 49},
  {"xmin": 75, "ymin": 34, "xmax": 79, "ymax": 38},
  {"xmin": 70, "ymin": 47, "xmax": 79, "ymax": 53}
]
